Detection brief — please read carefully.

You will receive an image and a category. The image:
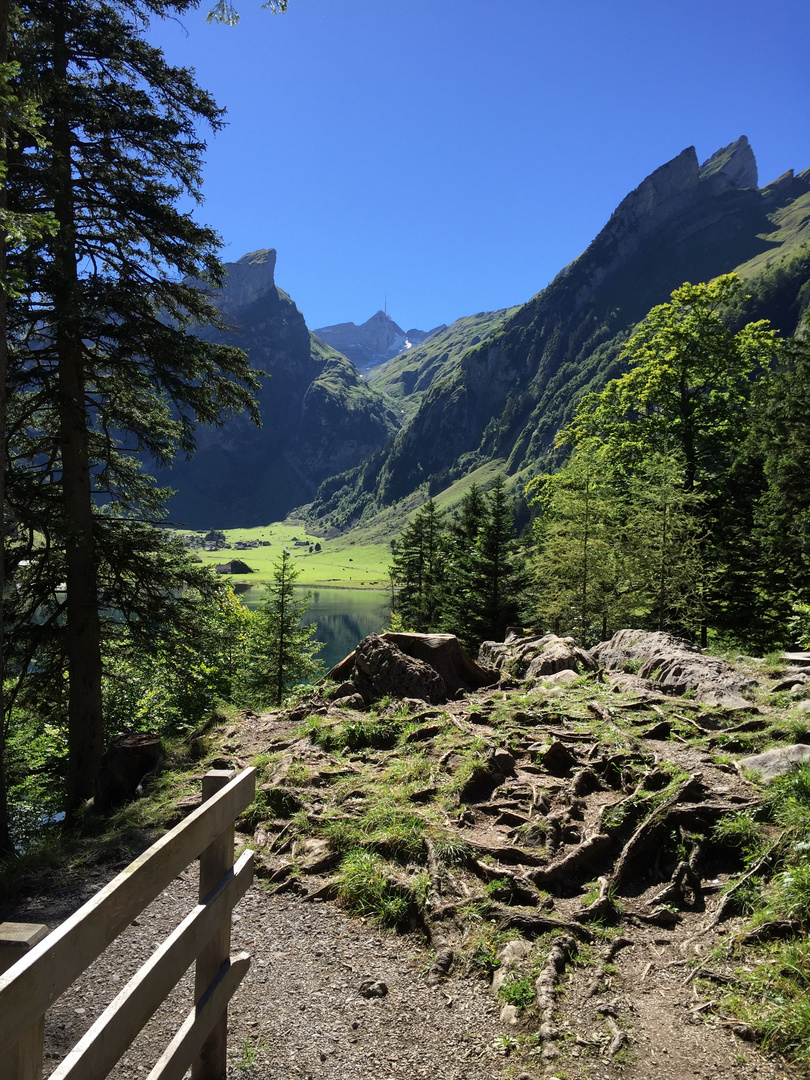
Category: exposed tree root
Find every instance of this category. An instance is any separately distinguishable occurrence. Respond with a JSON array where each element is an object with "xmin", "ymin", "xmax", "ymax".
[
  {"xmin": 603, "ymin": 1012, "xmax": 629, "ymax": 1057},
  {"xmin": 694, "ymin": 839, "xmax": 781, "ymax": 935},
  {"xmin": 535, "ymin": 934, "xmax": 578, "ymax": 1053},
  {"xmin": 611, "ymin": 774, "xmax": 701, "ymax": 890},
  {"xmin": 482, "ymin": 903, "xmax": 594, "ymax": 942},
  {"xmin": 583, "ymin": 936, "xmax": 634, "ymax": 999},
  {"xmin": 528, "ymin": 832, "xmax": 612, "ymax": 889}
]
